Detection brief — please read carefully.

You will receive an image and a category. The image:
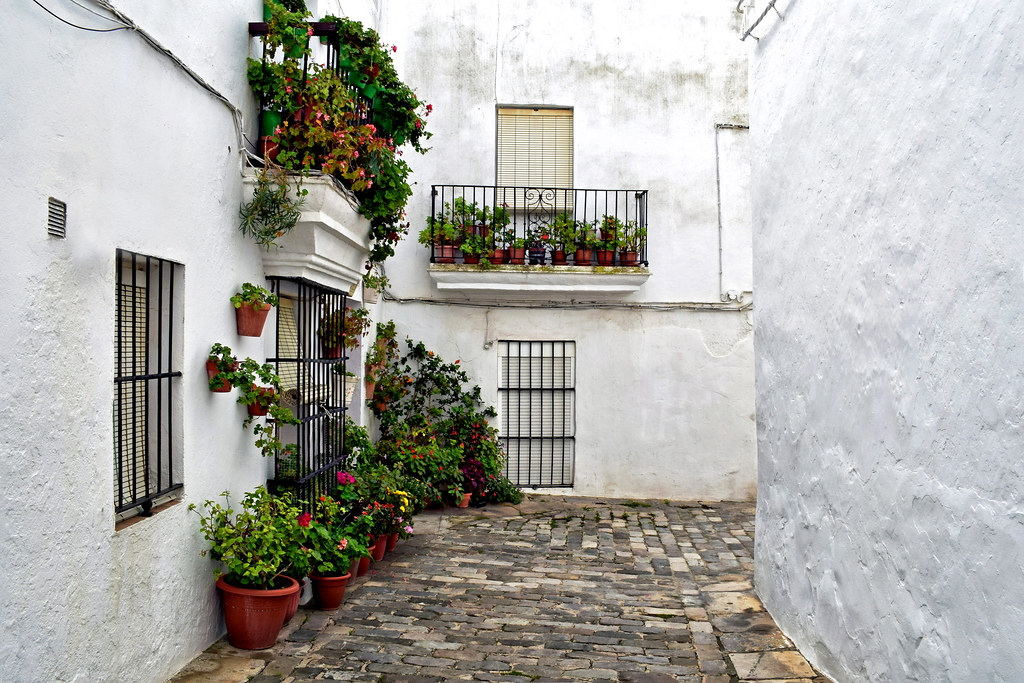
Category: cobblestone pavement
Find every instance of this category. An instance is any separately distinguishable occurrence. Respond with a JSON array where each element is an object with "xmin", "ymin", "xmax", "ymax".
[{"xmin": 170, "ymin": 495, "xmax": 831, "ymax": 683}]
